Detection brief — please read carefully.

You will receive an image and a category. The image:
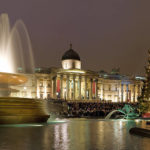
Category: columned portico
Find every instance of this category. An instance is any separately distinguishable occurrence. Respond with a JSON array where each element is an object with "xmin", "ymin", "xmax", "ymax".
[{"xmin": 51, "ymin": 73, "xmax": 98, "ymax": 101}]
